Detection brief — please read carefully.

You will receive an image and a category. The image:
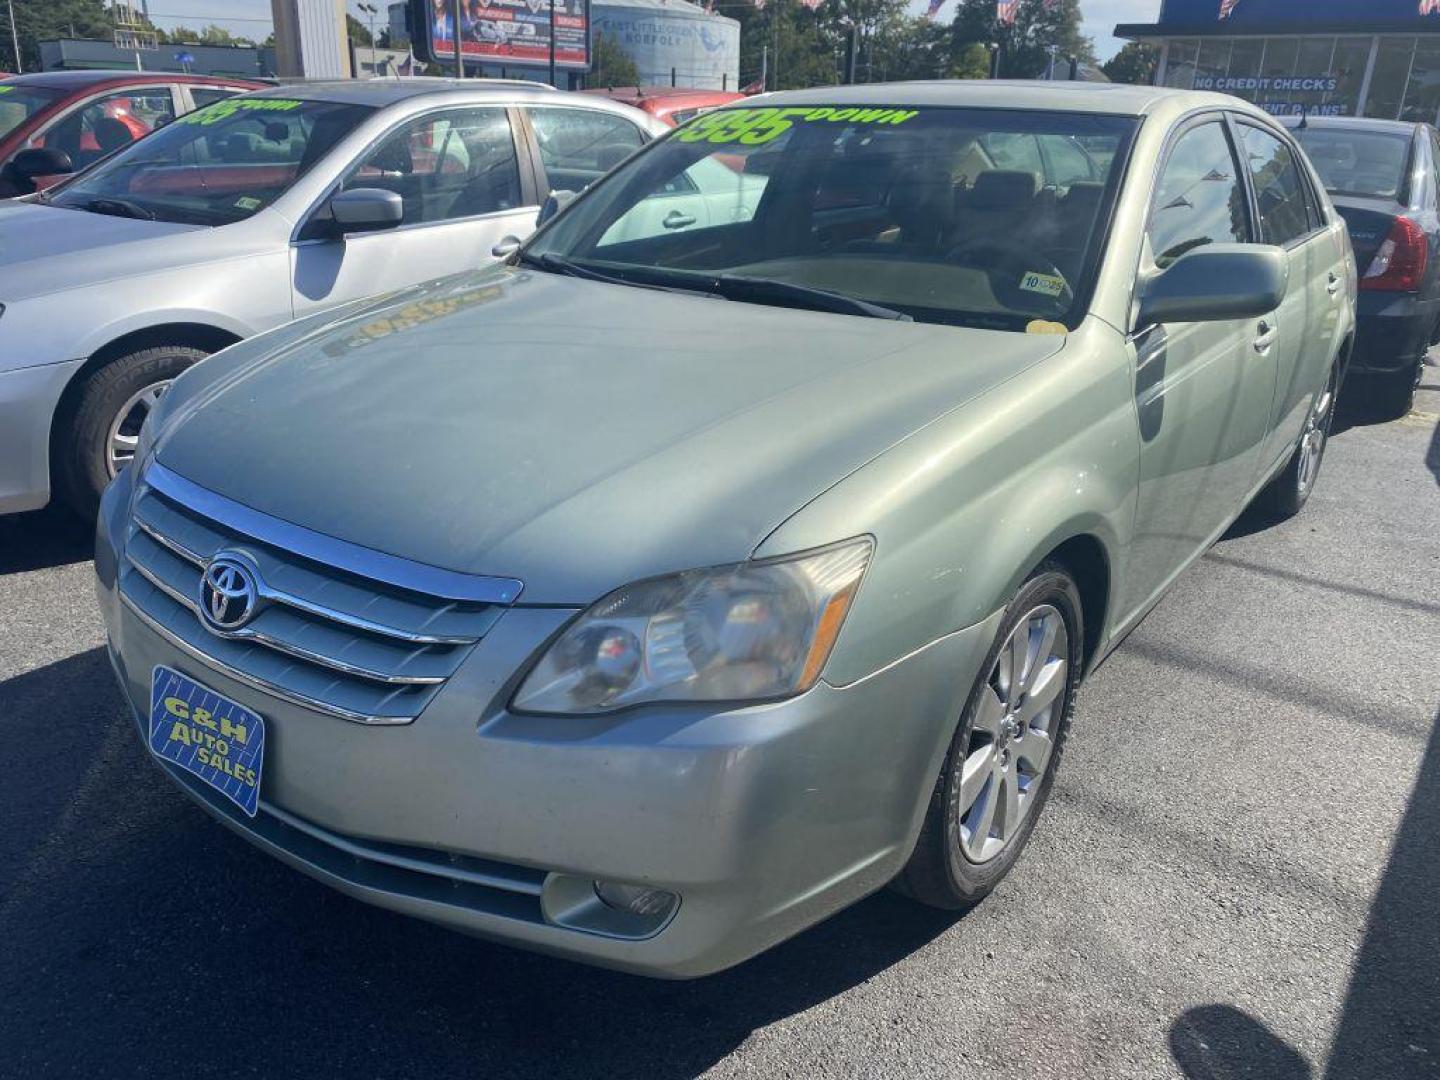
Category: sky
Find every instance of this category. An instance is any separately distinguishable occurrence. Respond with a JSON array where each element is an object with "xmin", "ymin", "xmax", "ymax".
[{"xmin": 143, "ymin": 0, "xmax": 1162, "ymax": 61}]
